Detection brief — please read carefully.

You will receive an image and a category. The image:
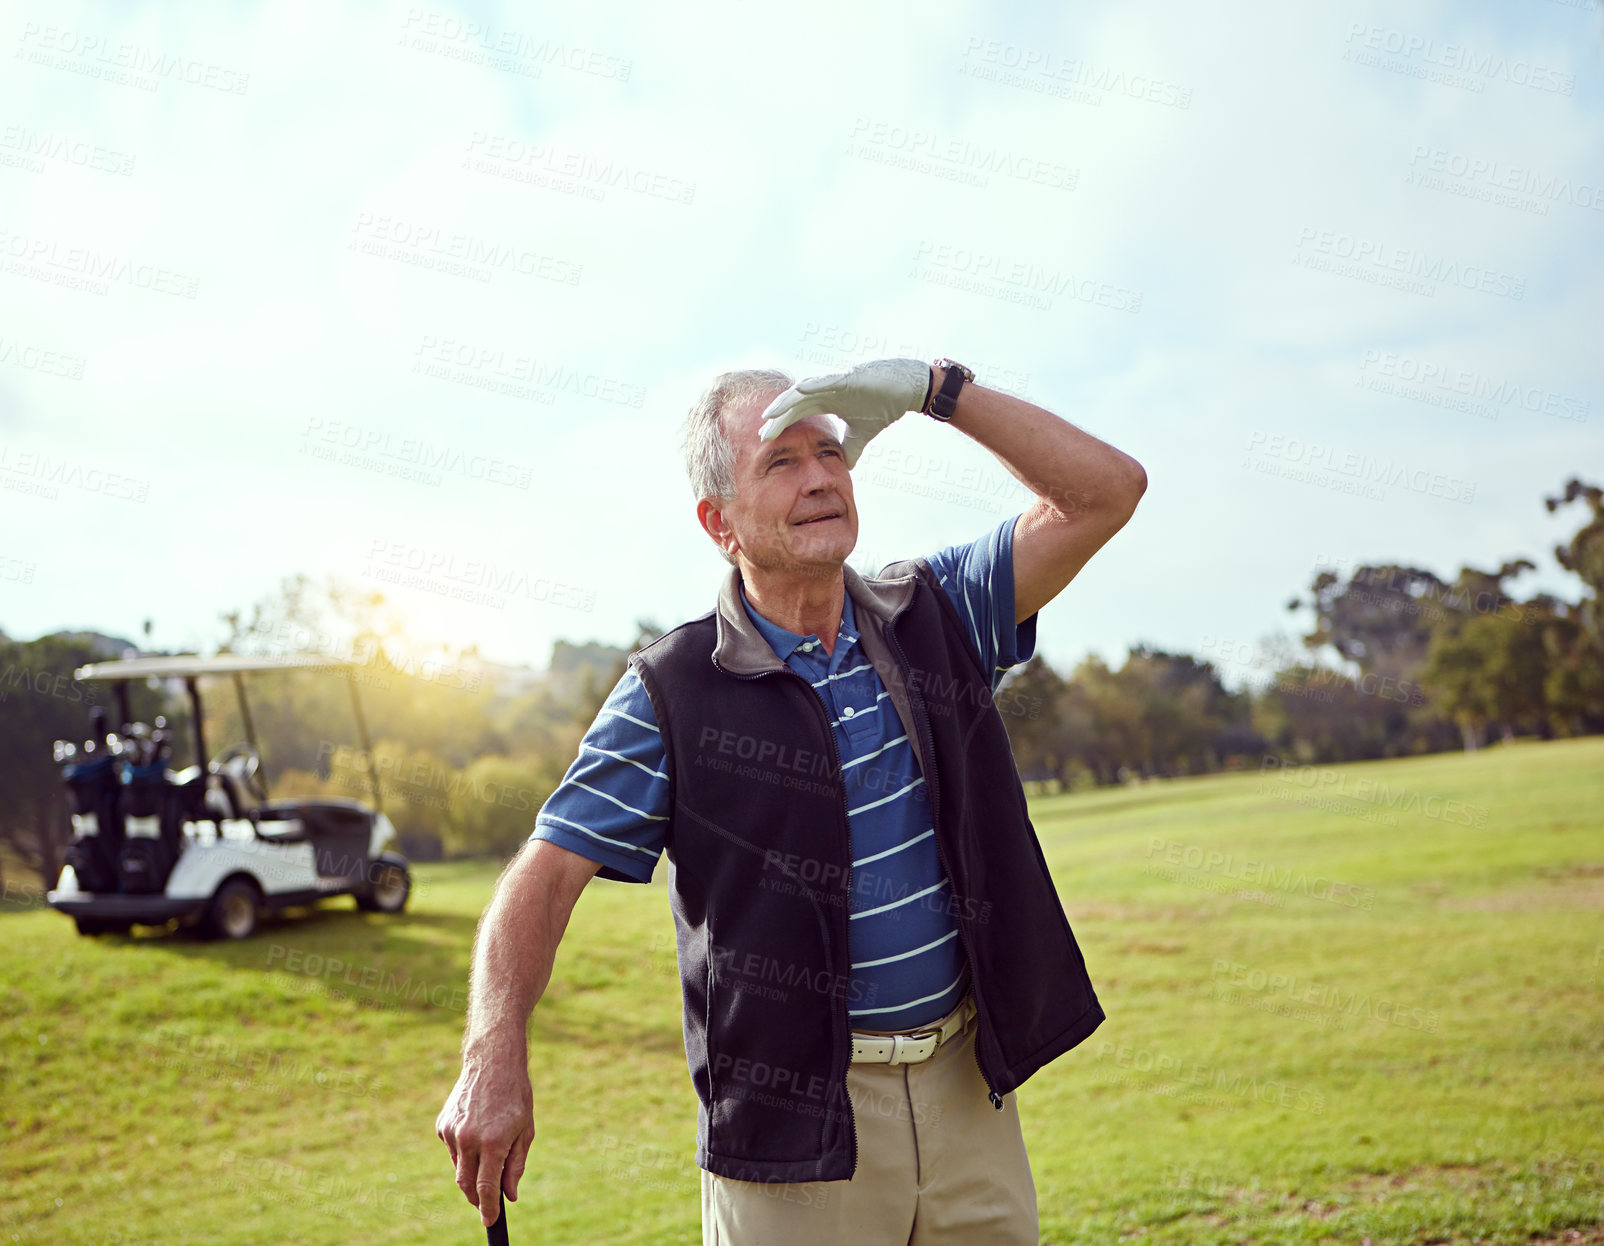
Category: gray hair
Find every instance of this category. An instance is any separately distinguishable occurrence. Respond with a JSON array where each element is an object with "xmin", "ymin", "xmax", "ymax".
[{"xmin": 682, "ymin": 368, "xmax": 794, "ymax": 503}]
